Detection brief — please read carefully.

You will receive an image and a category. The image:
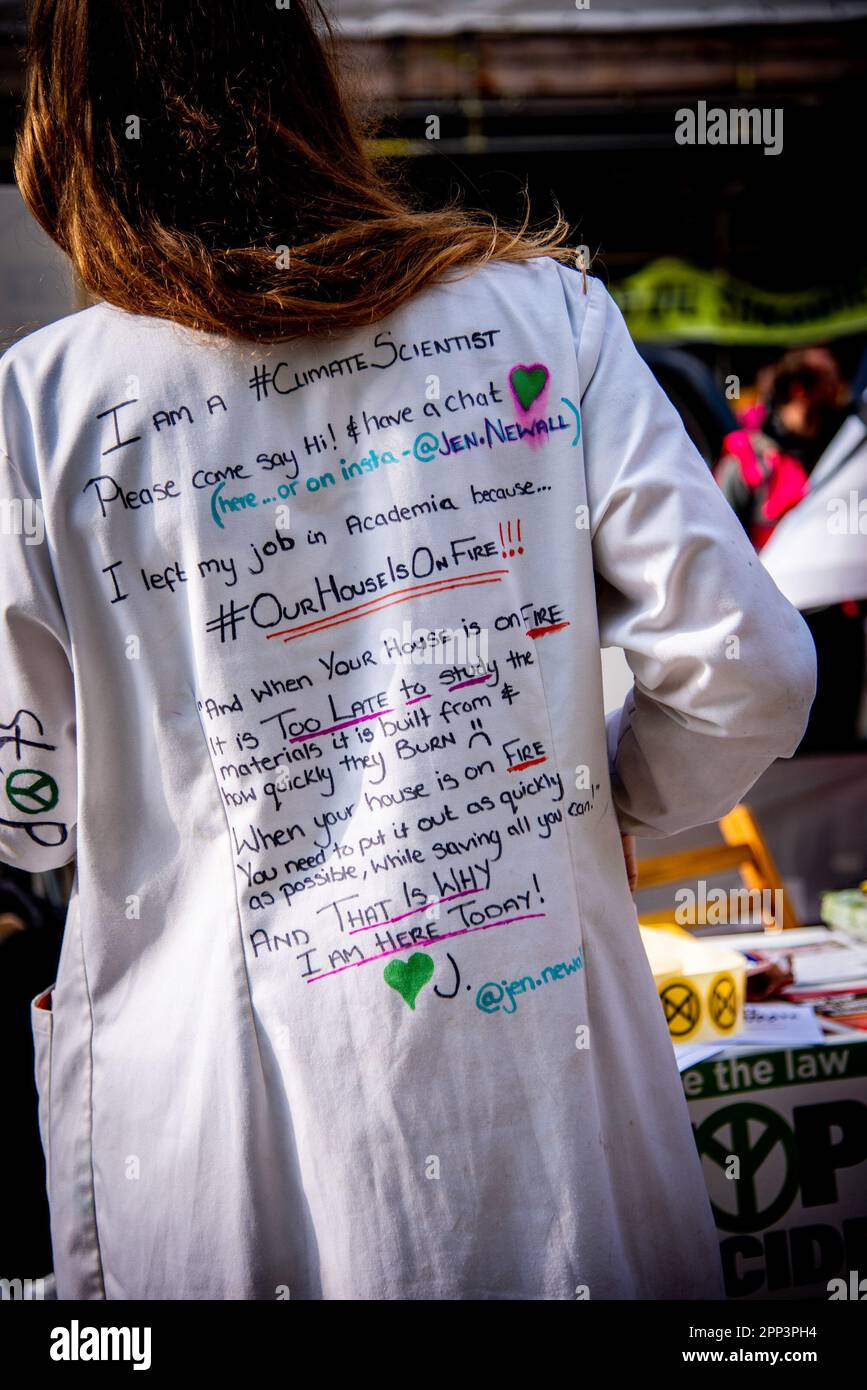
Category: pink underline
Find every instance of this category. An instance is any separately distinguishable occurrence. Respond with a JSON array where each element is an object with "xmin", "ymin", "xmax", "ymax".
[
  {"xmin": 306, "ymin": 913, "xmax": 546, "ymax": 981},
  {"xmin": 289, "ymin": 707, "xmax": 394, "ymax": 743},
  {"xmin": 348, "ymin": 886, "xmax": 478, "ymax": 934},
  {"xmin": 406, "ymin": 694, "xmax": 431, "ymax": 705}
]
